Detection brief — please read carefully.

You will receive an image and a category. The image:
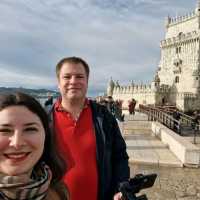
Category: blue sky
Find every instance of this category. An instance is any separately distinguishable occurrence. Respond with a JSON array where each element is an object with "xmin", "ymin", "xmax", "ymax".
[{"xmin": 0, "ymin": 0, "xmax": 197, "ymax": 96}]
